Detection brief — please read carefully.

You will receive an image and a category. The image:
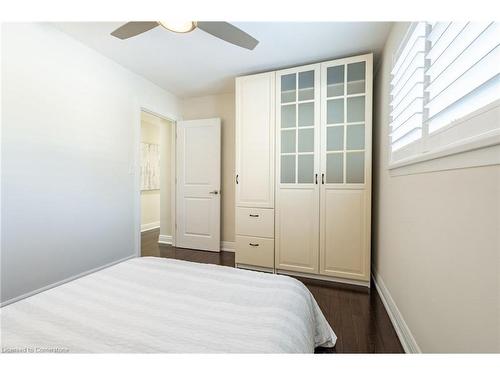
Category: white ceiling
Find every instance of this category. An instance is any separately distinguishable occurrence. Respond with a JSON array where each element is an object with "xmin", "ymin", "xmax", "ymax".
[{"xmin": 53, "ymin": 22, "xmax": 393, "ymax": 98}]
